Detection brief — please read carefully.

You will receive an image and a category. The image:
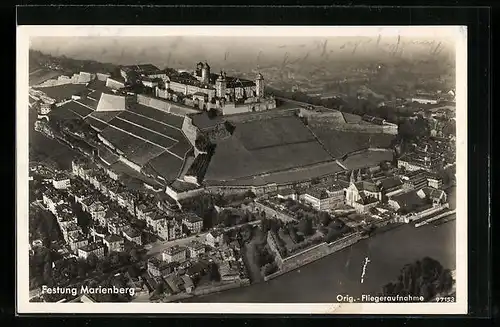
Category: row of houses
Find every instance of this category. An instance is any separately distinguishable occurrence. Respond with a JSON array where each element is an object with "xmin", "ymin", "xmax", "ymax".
[
  {"xmin": 41, "ymin": 184, "xmax": 123, "ymax": 260},
  {"xmin": 42, "ymin": 187, "xmax": 87, "ymax": 254},
  {"xmin": 72, "ymin": 159, "xmax": 135, "ymax": 215},
  {"xmin": 72, "ymin": 158, "xmax": 204, "ymax": 242},
  {"xmin": 67, "ymin": 176, "xmax": 142, "ymax": 248},
  {"xmin": 263, "ymin": 167, "xmax": 446, "ymax": 217},
  {"xmin": 161, "ymin": 241, "xmax": 206, "ymax": 264},
  {"xmin": 145, "ymin": 257, "xmax": 199, "ymax": 296},
  {"xmin": 142, "ymin": 227, "xmax": 246, "ymax": 299}
]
